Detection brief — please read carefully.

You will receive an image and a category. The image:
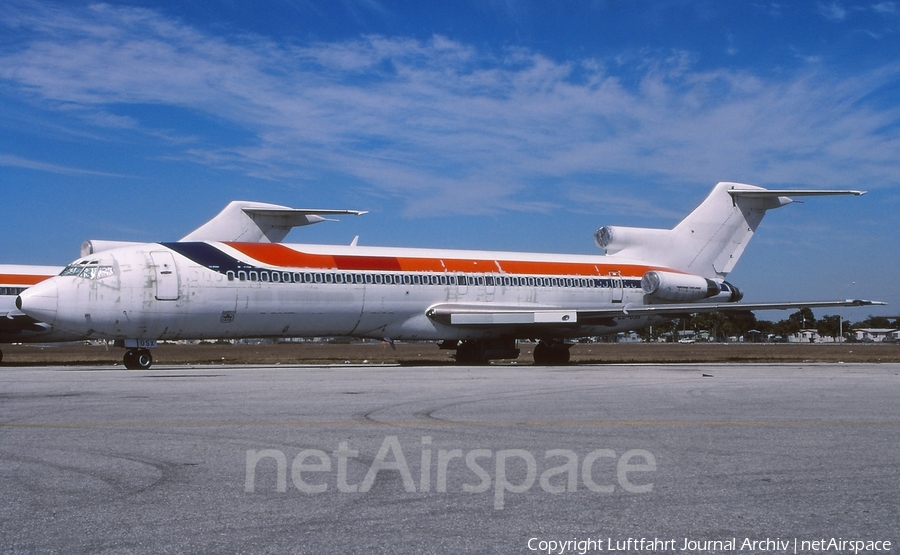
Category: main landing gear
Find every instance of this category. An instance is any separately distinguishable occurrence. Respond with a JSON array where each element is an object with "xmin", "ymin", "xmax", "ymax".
[
  {"xmin": 532, "ymin": 340, "xmax": 572, "ymax": 365},
  {"xmin": 441, "ymin": 339, "xmax": 521, "ymax": 364},
  {"xmin": 442, "ymin": 338, "xmax": 571, "ymax": 365},
  {"xmin": 123, "ymin": 348, "xmax": 153, "ymax": 370}
]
